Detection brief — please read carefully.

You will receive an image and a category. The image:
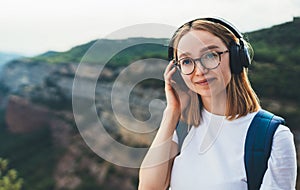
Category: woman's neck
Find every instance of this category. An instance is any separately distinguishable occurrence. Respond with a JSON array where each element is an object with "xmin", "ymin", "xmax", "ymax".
[{"xmin": 201, "ymin": 92, "xmax": 227, "ymax": 116}]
